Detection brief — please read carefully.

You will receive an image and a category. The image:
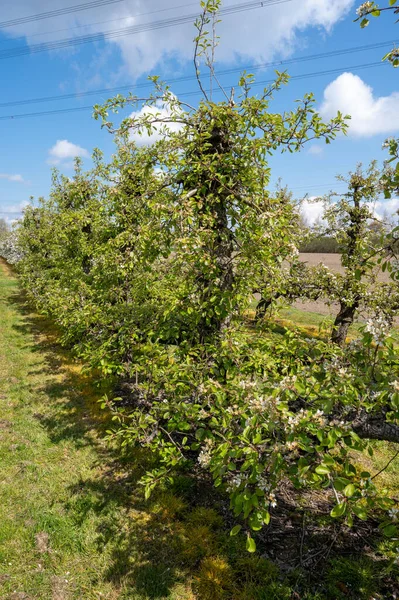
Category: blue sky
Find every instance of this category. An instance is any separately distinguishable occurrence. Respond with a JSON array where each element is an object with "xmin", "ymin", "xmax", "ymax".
[{"xmin": 0, "ymin": 0, "xmax": 398, "ymax": 225}]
